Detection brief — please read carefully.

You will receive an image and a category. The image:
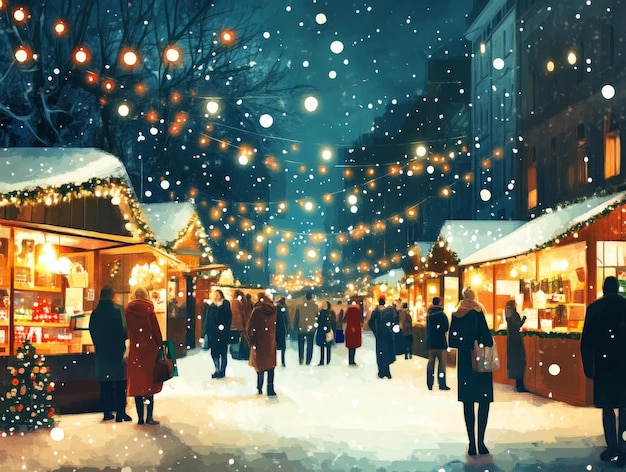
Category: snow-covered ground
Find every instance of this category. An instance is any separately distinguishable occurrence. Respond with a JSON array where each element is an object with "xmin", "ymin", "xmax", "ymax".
[{"xmin": 0, "ymin": 332, "xmax": 613, "ymax": 472}]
